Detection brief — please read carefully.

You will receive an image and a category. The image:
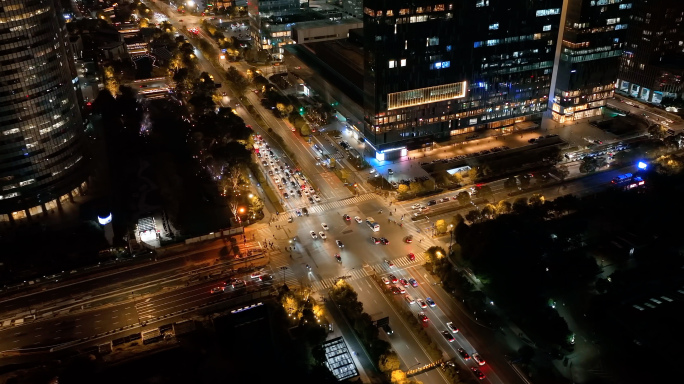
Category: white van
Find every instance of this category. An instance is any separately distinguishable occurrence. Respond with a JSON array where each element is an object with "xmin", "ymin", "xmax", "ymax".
[{"xmin": 404, "ymin": 294, "xmax": 415, "ymax": 304}]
